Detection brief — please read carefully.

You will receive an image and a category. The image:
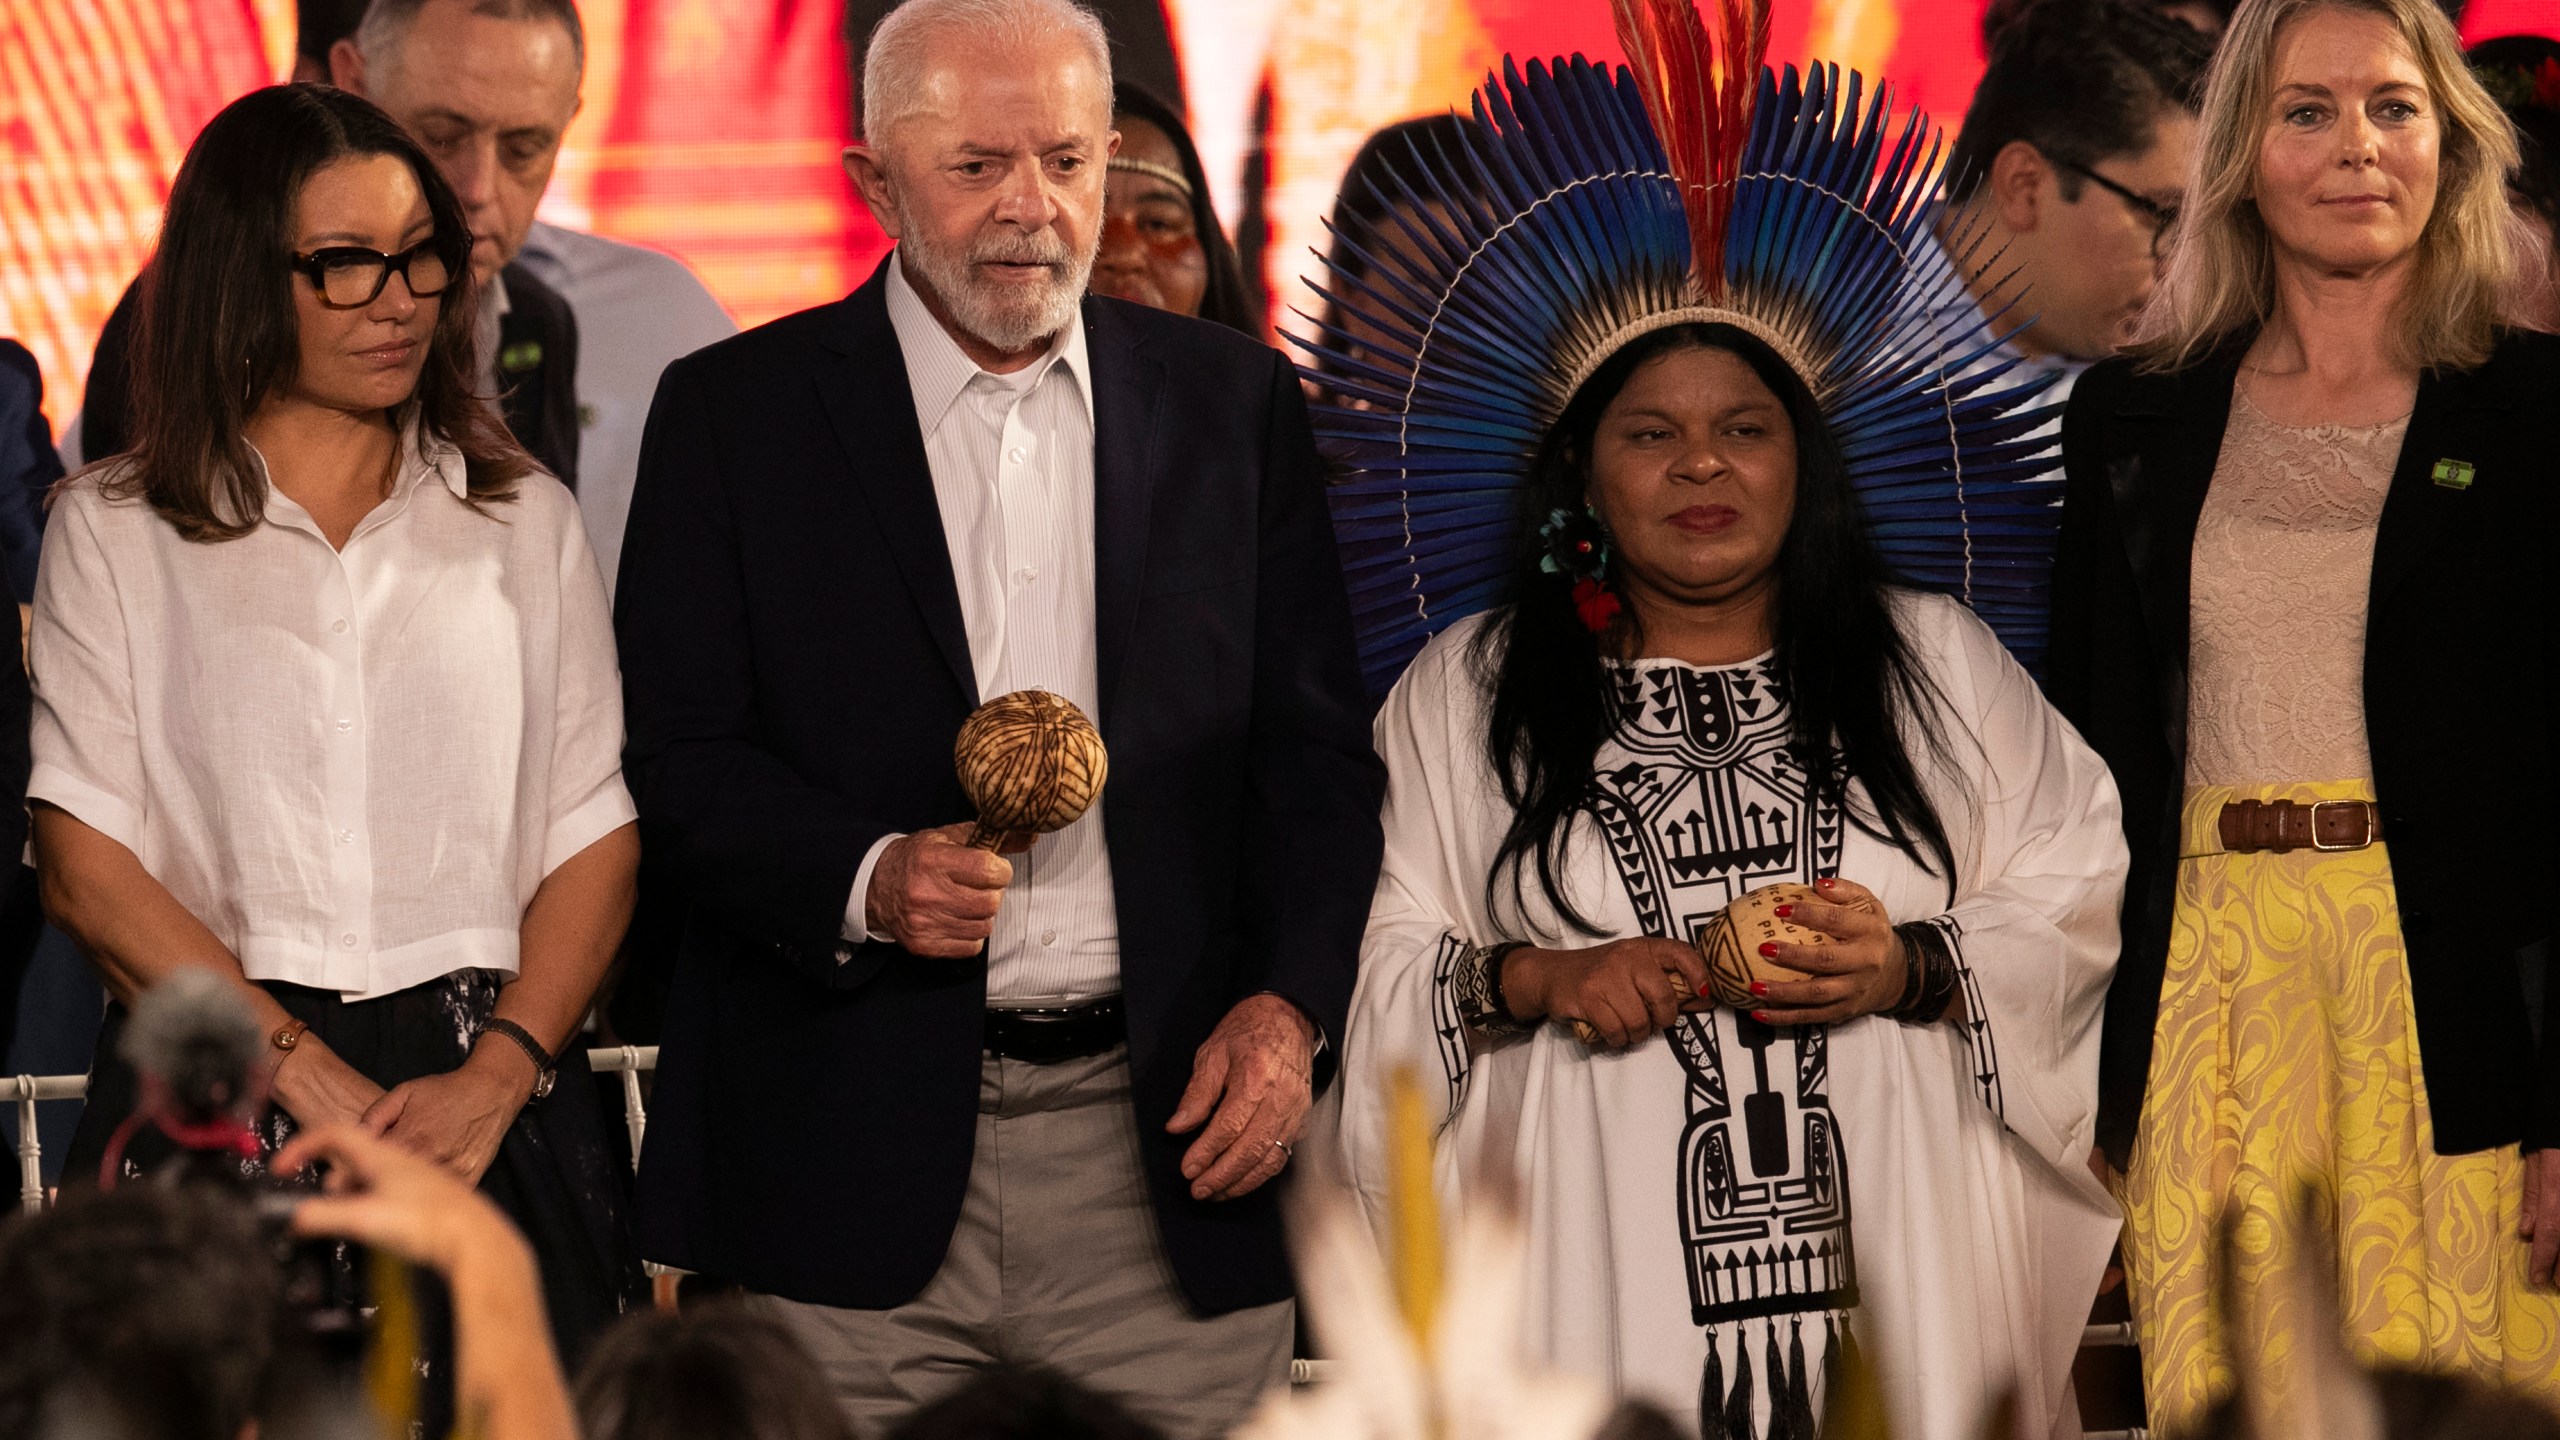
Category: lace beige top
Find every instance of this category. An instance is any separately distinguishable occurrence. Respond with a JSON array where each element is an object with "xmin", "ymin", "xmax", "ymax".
[{"xmin": 2184, "ymin": 386, "xmax": 2410, "ymax": 787}]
